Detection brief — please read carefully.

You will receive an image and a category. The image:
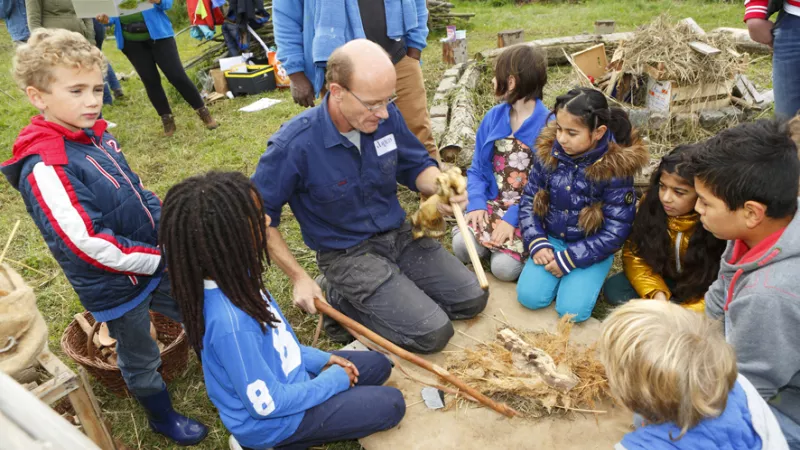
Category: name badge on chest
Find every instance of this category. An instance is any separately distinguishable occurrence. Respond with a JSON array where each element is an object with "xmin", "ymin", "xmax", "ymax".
[{"xmin": 375, "ymin": 134, "xmax": 397, "ymax": 156}]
